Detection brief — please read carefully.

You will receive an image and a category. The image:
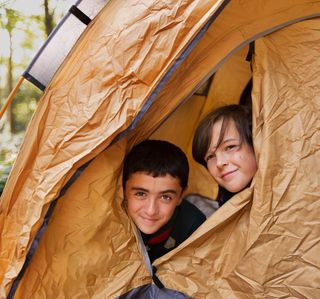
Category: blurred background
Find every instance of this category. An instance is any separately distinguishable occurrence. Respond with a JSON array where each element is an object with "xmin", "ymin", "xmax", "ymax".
[{"xmin": 0, "ymin": 0, "xmax": 75, "ymax": 194}]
